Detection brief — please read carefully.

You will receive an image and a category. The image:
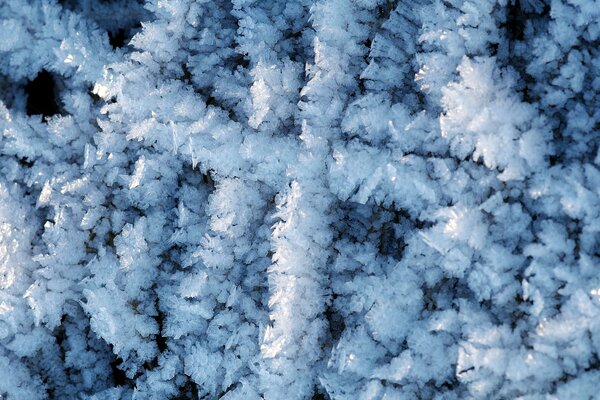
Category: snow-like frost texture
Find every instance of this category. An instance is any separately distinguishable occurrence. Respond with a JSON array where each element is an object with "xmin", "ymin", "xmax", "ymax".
[{"xmin": 0, "ymin": 0, "xmax": 599, "ymax": 398}]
